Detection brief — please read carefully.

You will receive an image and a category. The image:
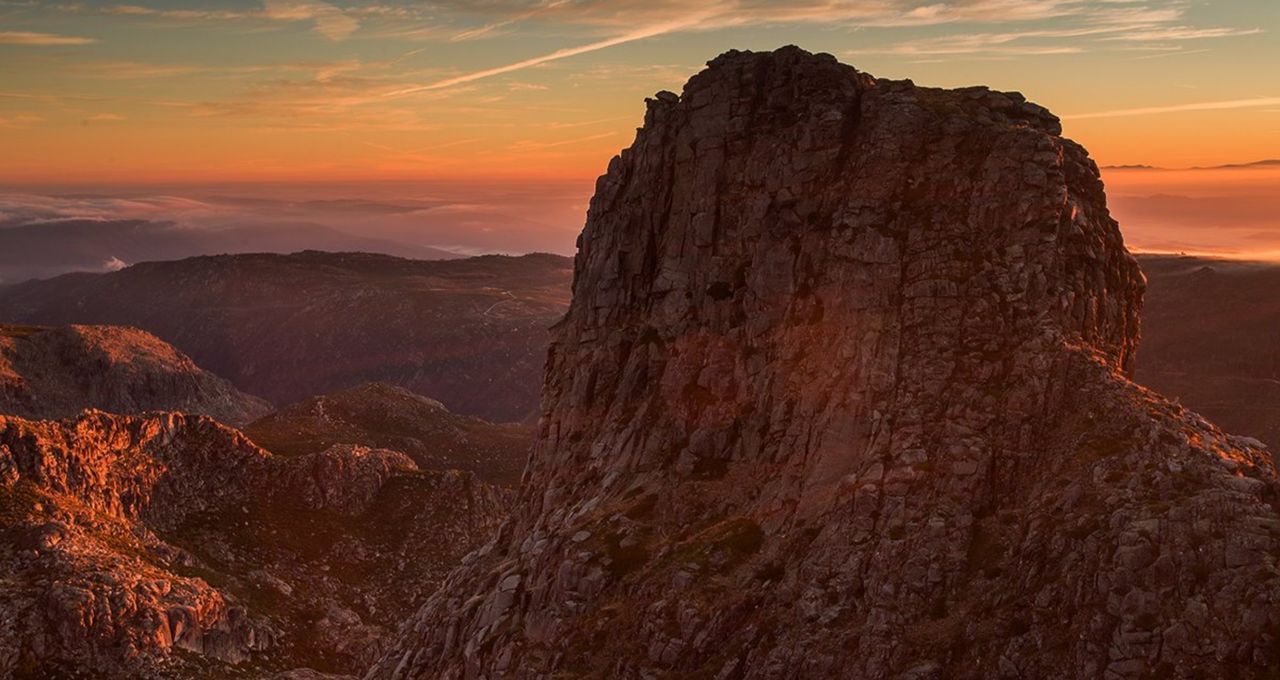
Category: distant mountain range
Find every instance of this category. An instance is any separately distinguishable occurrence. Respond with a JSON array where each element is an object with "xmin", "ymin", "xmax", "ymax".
[
  {"xmin": 0, "ymin": 218, "xmax": 460, "ymax": 284},
  {"xmin": 1102, "ymin": 159, "xmax": 1280, "ymax": 171},
  {"xmin": 0, "ymin": 250, "xmax": 573, "ymax": 422}
]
